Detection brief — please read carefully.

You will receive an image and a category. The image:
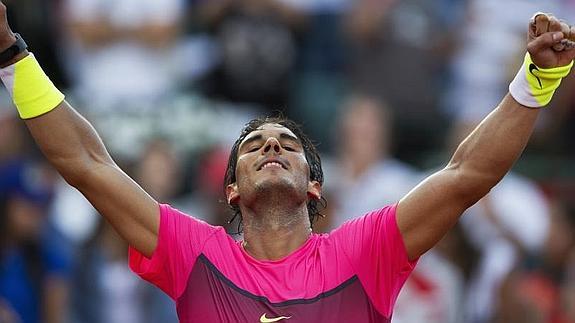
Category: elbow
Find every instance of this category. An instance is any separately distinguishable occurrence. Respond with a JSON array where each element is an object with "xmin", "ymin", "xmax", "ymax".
[
  {"xmin": 54, "ymin": 156, "xmax": 114, "ymax": 189},
  {"xmin": 59, "ymin": 164, "xmax": 91, "ymax": 189},
  {"xmin": 445, "ymin": 161, "xmax": 499, "ymax": 207}
]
